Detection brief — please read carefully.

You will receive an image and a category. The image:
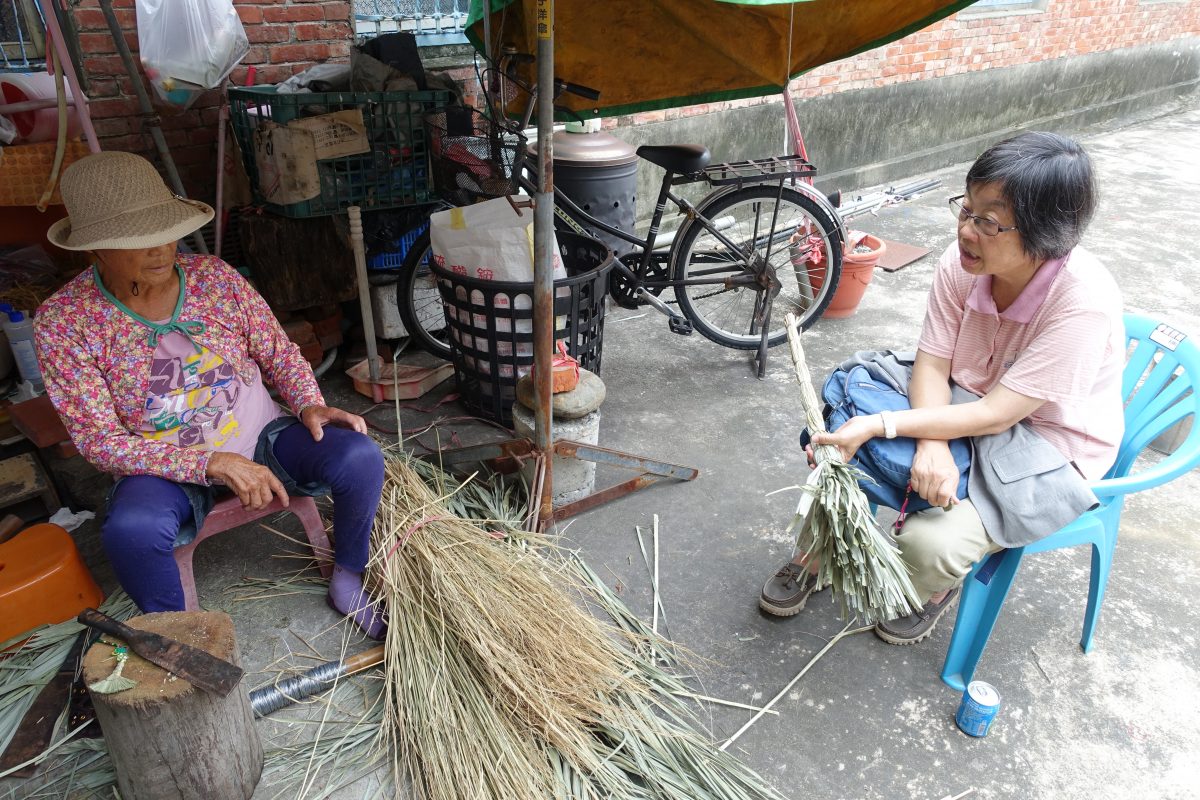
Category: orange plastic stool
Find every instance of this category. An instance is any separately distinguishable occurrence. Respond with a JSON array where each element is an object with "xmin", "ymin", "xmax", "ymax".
[
  {"xmin": 174, "ymin": 494, "xmax": 334, "ymax": 611},
  {"xmin": 0, "ymin": 523, "xmax": 104, "ymax": 644}
]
